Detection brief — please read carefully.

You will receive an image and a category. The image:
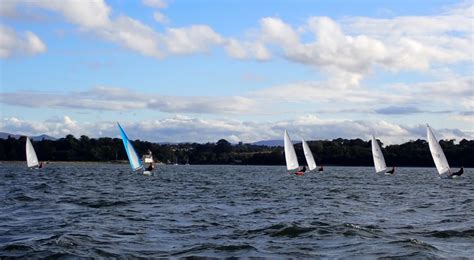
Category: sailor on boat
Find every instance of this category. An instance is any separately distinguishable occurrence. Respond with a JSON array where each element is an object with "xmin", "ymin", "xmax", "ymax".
[
  {"xmin": 146, "ymin": 162, "xmax": 155, "ymax": 172},
  {"xmin": 386, "ymin": 167, "xmax": 395, "ymax": 175},
  {"xmin": 300, "ymin": 166, "xmax": 307, "ymax": 173},
  {"xmin": 318, "ymin": 165, "xmax": 323, "ymax": 172},
  {"xmin": 38, "ymin": 162, "xmax": 44, "ymax": 169}
]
